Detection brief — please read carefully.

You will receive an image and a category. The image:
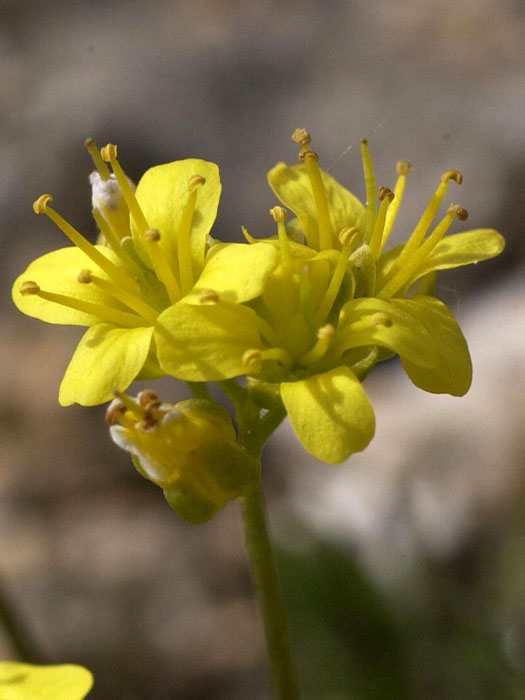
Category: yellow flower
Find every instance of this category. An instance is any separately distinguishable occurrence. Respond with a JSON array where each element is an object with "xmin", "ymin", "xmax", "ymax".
[
  {"xmin": 106, "ymin": 390, "xmax": 259, "ymax": 523},
  {"xmin": 154, "ymin": 130, "xmax": 504, "ymax": 463},
  {"xmin": 0, "ymin": 661, "xmax": 93, "ymax": 700},
  {"xmin": 12, "ymin": 140, "xmax": 278, "ymax": 406}
]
